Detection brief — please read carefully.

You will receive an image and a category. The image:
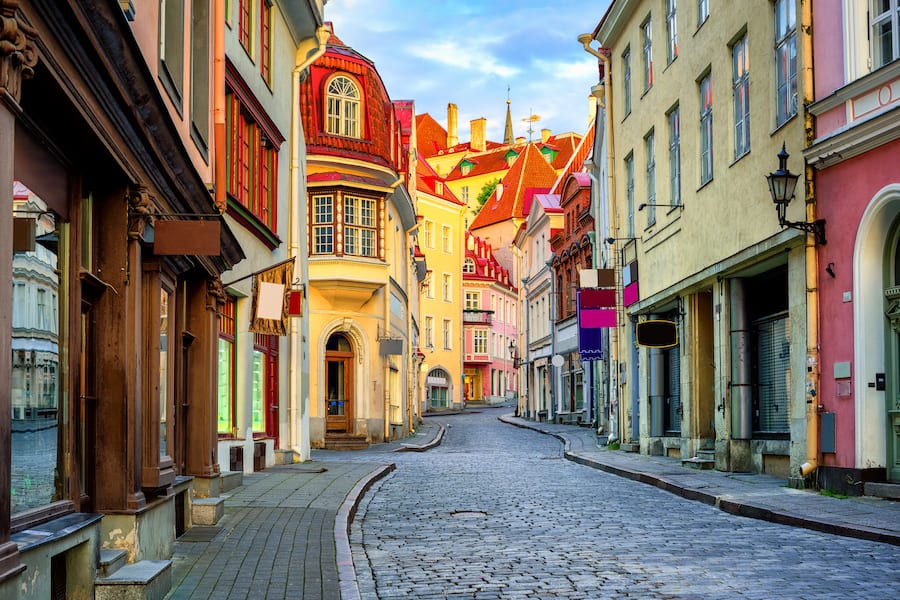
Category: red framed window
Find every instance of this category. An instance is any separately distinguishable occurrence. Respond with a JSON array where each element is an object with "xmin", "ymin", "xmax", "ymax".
[
  {"xmin": 238, "ymin": 0, "xmax": 252, "ymax": 54},
  {"xmin": 253, "ymin": 333, "xmax": 279, "ymax": 438},
  {"xmin": 260, "ymin": 0, "xmax": 272, "ymax": 84},
  {"xmin": 226, "ymin": 91, "xmax": 278, "ymax": 232},
  {"xmin": 217, "ymin": 296, "xmax": 236, "ymax": 435}
]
